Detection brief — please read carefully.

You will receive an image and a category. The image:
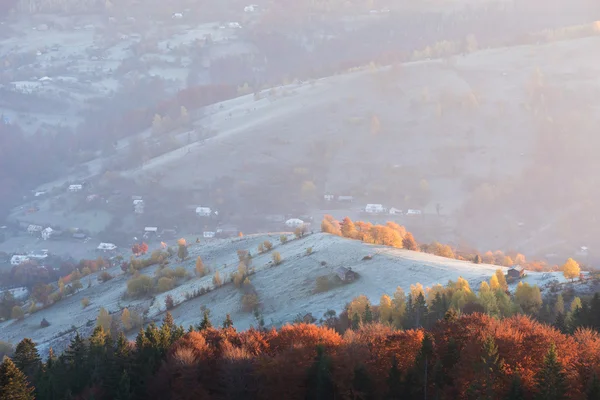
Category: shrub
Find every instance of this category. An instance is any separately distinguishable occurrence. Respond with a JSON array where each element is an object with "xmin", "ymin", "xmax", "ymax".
[
  {"xmin": 157, "ymin": 277, "xmax": 175, "ymax": 293},
  {"xmin": 315, "ymin": 276, "xmax": 331, "ymax": 293},
  {"xmin": 165, "ymin": 295, "xmax": 175, "ymax": 310},
  {"xmin": 72, "ymin": 279, "xmax": 83, "ymax": 293},
  {"xmin": 195, "ymin": 256, "xmax": 206, "ymax": 276},
  {"xmin": 49, "ymin": 292, "xmax": 63, "ymax": 304},
  {"xmin": 237, "ymin": 249, "xmax": 251, "ymax": 264},
  {"xmin": 272, "ymin": 251, "xmax": 282, "ymax": 265},
  {"xmin": 81, "ymin": 298, "xmax": 90, "ymax": 308},
  {"xmin": 174, "ymin": 266, "xmax": 189, "ymax": 279},
  {"xmin": 213, "ymin": 271, "xmax": 223, "ymax": 287},
  {"xmin": 11, "ymin": 306, "xmax": 24, "ymax": 320},
  {"xmin": 81, "ymin": 267, "xmax": 92, "ymax": 276},
  {"xmin": 40, "ymin": 318, "xmax": 50, "ymax": 328},
  {"xmin": 177, "ymin": 244, "xmax": 188, "ymax": 261},
  {"xmin": 99, "ymin": 271, "xmax": 113, "ymax": 282},
  {"xmin": 233, "ymin": 263, "xmax": 249, "ymax": 288},
  {"xmin": 127, "ymin": 275, "xmax": 154, "ymax": 298},
  {"xmin": 264, "ymin": 241, "xmax": 273, "ymax": 251},
  {"xmin": 294, "ymin": 226, "xmax": 306, "ymax": 239},
  {"xmin": 241, "ymin": 293, "xmax": 259, "ymax": 312},
  {"xmin": 306, "ymin": 247, "xmax": 313, "ymax": 255},
  {"xmin": 280, "ymin": 235, "xmax": 288, "ymax": 244},
  {"xmin": 151, "ymin": 250, "xmax": 168, "ymax": 264}
]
